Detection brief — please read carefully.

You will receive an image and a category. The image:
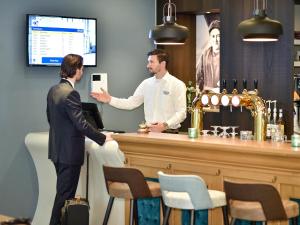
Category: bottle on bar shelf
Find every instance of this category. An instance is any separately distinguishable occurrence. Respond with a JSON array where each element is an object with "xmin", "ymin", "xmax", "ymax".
[
  {"xmin": 266, "ymin": 100, "xmax": 272, "ymax": 140},
  {"xmin": 277, "ymin": 108, "xmax": 285, "ymax": 136},
  {"xmin": 270, "ymin": 100, "xmax": 277, "ymax": 139}
]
